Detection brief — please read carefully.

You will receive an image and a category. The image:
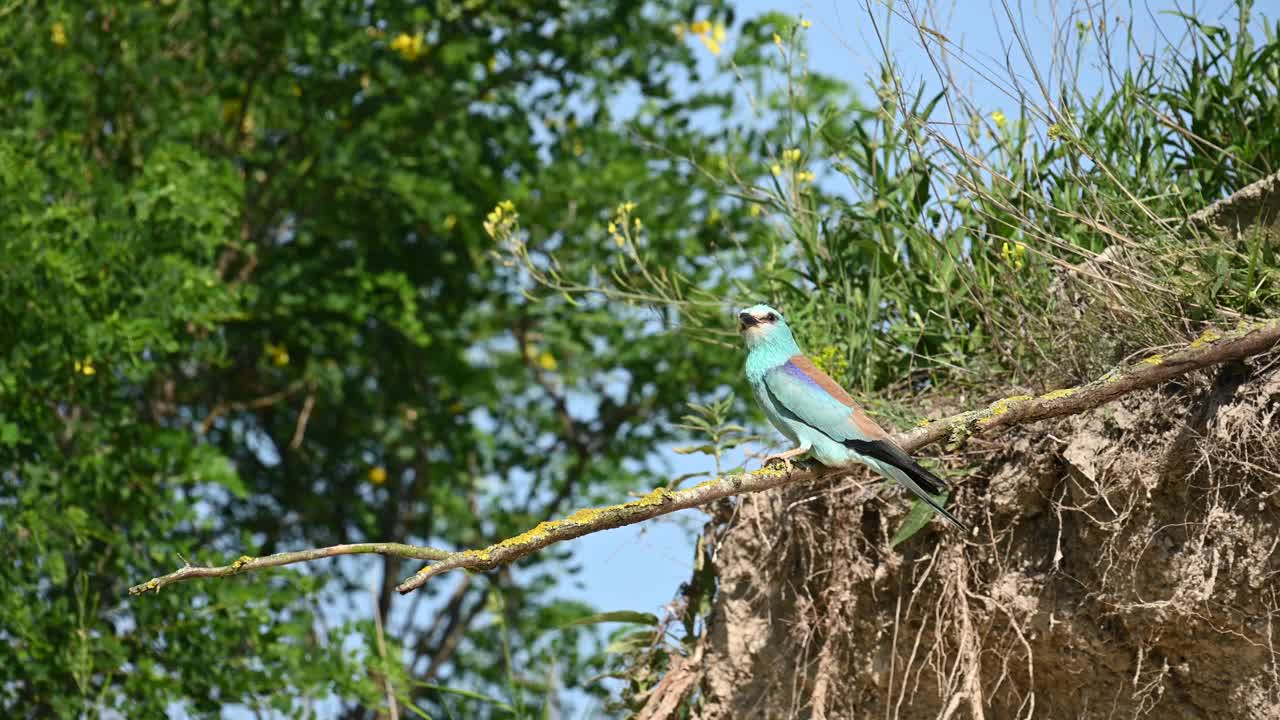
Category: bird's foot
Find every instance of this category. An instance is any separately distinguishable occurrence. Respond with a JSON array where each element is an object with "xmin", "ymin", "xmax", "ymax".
[
  {"xmin": 762, "ymin": 455, "xmax": 790, "ymax": 469},
  {"xmin": 762, "ymin": 448, "xmax": 807, "ymax": 469}
]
